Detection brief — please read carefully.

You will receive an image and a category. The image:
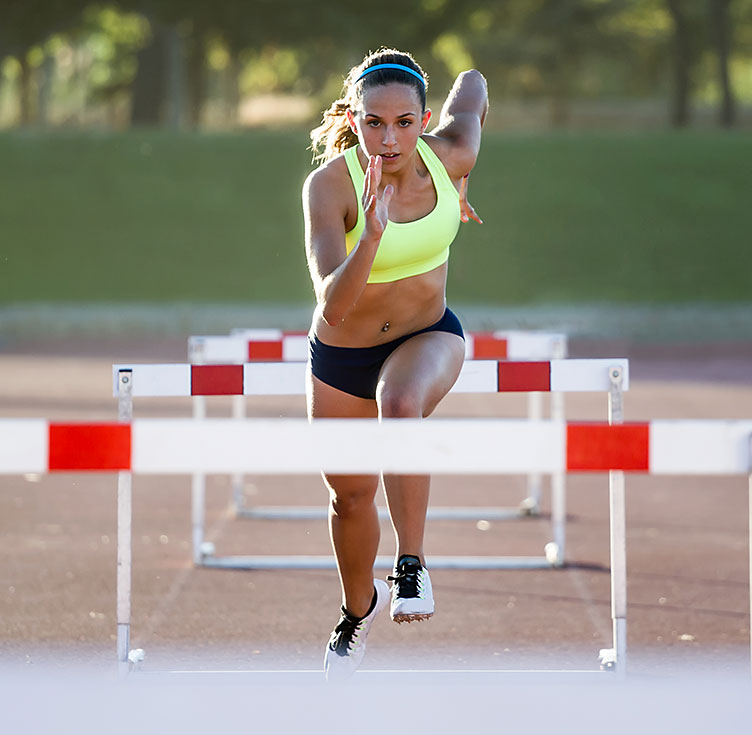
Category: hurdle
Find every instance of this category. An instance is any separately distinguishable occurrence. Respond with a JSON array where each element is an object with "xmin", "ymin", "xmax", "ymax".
[
  {"xmin": 188, "ymin": 328, "xmax": 568, "ymax": 518},
  {"xmin": 112, "ymin": 358, "xmax": 628, "ymax": 571},
  {"xmin": 2, "ymin": 417, "xmax": 751, "ymax": 678}
]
